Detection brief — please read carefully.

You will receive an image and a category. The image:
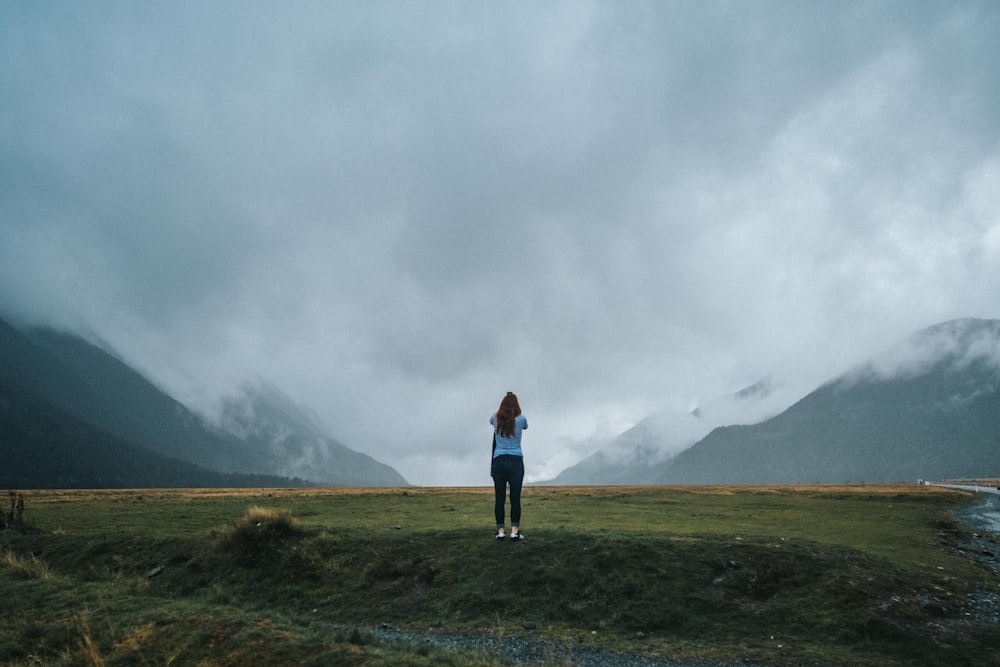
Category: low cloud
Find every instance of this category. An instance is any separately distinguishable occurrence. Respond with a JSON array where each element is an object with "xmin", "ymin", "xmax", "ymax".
[
  {"xmin": 854, "ymin": 319, "xmax": 1000, "ymax": 383},
  {"xmin": 2, "ymin": 3, "xmax": 999, "ymax": 485}
]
